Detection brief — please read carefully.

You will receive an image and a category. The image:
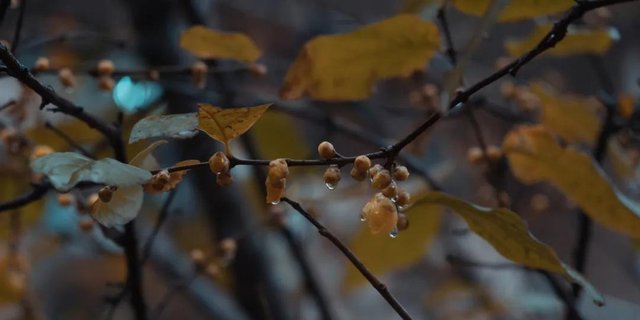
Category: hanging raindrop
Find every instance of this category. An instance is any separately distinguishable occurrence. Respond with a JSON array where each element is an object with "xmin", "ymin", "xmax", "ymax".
[
  {"xmin": 359, "ymin": 213, "xmax": 367, "ymax": 221},
  {"xmin": 389, "ymin": 226, "xmax": 399, "ymax": 238},
  {"xmin": 271, "ymin": 199, "xmax": 280, "ymax": 205},
  {"xmin": 325, "ymin": 182, "xmax": 337, "ymax": 190}
]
